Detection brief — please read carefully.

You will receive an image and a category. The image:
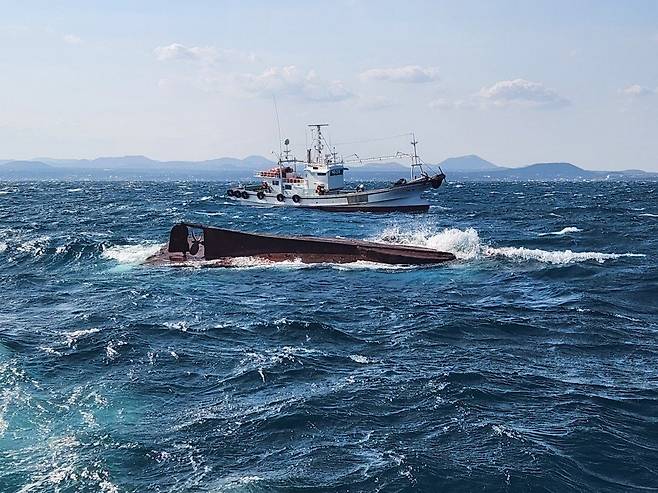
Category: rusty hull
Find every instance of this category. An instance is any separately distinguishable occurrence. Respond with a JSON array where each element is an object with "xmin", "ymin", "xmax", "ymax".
[{"xmin": 146, "ymin": 223, "xmax": 455, "ymax": 266}]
